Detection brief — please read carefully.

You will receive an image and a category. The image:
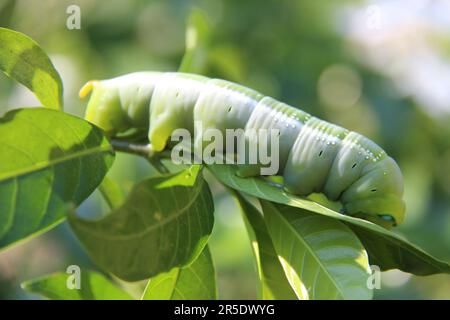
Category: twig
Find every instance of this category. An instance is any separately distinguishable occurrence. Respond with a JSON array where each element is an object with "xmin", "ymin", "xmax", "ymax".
[{"xmin": 110, "ymin": 140, "xmax": 154, "ymax": 157}]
